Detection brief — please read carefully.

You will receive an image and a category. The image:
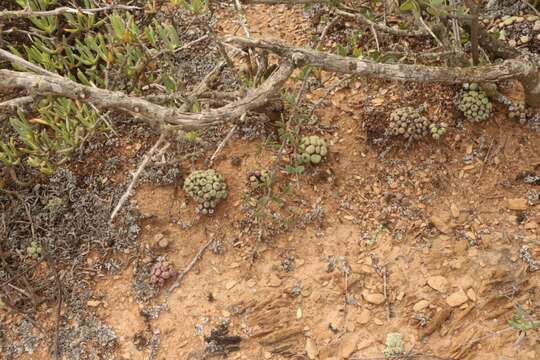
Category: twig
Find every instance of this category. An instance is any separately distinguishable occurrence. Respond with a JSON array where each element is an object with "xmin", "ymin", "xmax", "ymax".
[
  {"xmin": 0, "ymin": 47, "xmax": 59, "ymax": 77},
  {"xmin": 110, "ymin": 134, "xmax": 166, "ymax": 221},
  {"xmin": 168, "ymin": 229, "xmax": 213, "ymax": 295},
  {"xmin": 383, "ymin": 265, "xmax": 391, "ymax": 321},
  {"xmin": 209, "ymin": 123, "xmax": 239, "ymax": 165},
  {"xmin": 370, "ymin": 24, "xmax": 381, "ymax": 52},
  {"xmin": 0, "ymin": 4, "xmax": 140, "ymax": 20}
]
